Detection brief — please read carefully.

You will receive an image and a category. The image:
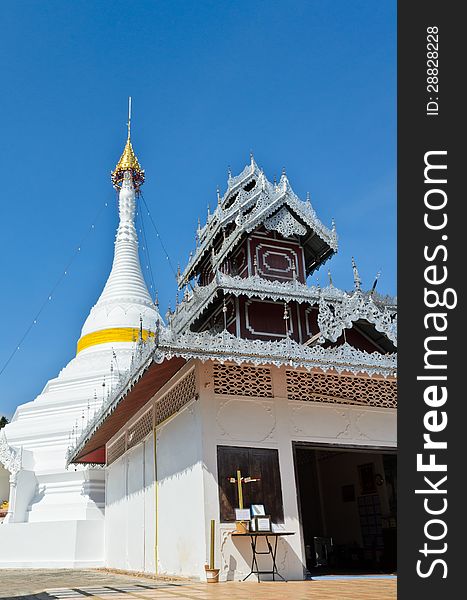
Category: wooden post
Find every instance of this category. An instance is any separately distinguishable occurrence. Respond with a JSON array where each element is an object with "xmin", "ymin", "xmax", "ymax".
[
  {"xmin": 237, "ymin": 469, "xmax": 243, "ymax": 509},
  {"xmin": 210, "ymin": 519, "xmax": 215, "ymax": 569}
]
